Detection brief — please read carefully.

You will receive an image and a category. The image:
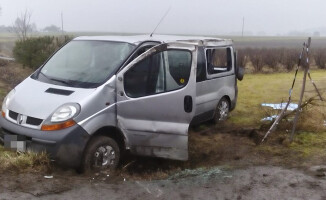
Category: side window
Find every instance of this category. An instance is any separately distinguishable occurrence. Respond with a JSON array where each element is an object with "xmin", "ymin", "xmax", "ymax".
[
  {"xmin": 124, "ymin": 50, "xmax": 192, "ymax": 98},
  {"xmin": 206, "ymin": 48, "xmax": 232, "ymax": 74}
]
